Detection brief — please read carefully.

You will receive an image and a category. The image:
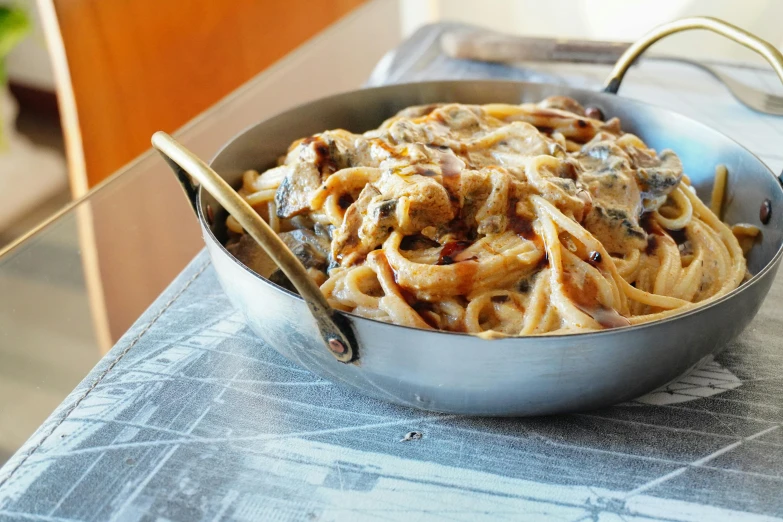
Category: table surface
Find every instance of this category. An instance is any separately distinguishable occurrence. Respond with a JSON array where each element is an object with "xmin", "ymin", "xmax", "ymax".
[
  {"xmin": 3, "ymin": 6, "xmax": 783, "ymax": 521},
  {"xmin": 1, "ymin": 249, "xmax": 783, "ymax": 522}
]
